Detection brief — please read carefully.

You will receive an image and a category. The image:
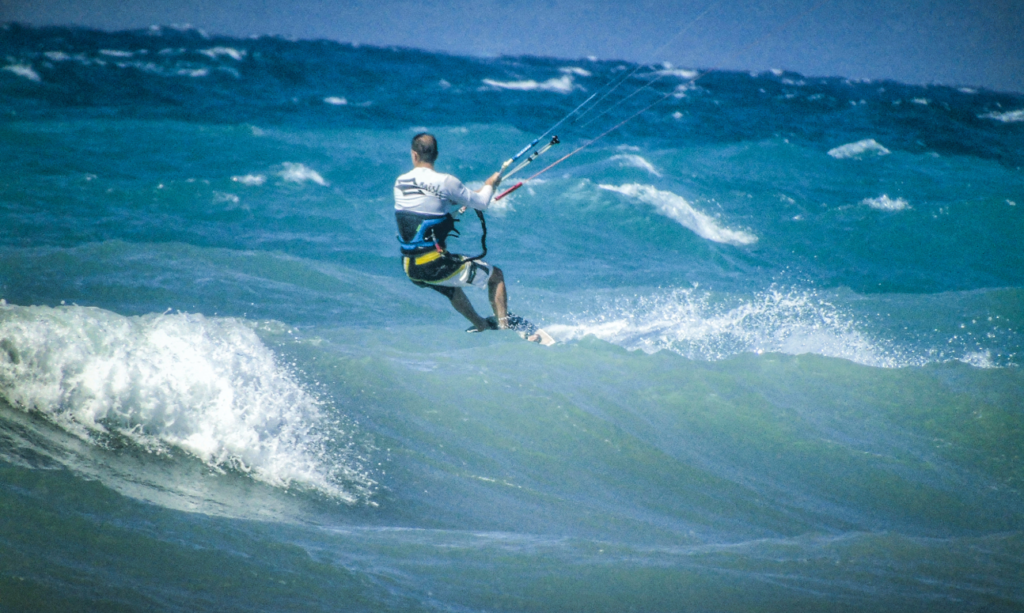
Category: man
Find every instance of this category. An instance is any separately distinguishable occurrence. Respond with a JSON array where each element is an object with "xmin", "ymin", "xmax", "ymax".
[{"xmin": 393, "ymin": 133, "xmax": 510, "ymax": 332}]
